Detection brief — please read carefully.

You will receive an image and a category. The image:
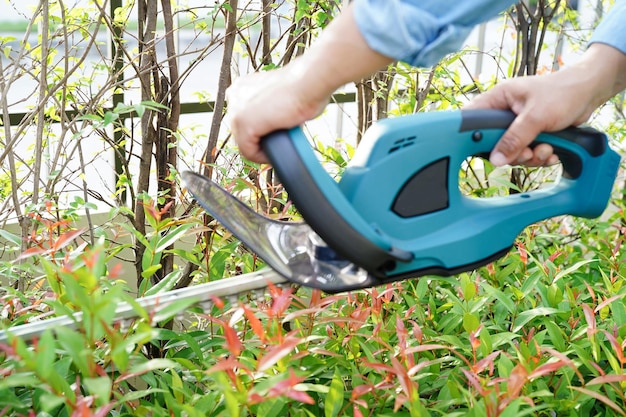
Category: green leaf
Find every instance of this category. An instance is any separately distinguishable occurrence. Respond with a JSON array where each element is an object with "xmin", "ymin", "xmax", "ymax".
[
  {"xmin": 83, "ymin": 376, "xmax": 112, "ymax": 406},
  {"xmin": 144, "ymin": 268, "xmax": 182, "ymax": 296},
  {"xmin": 117, "ymin": 388, "xmax": 168, "ymax": 403},
  {"xmin": 481, "ymin": 282, "xmax": 516, "ymax": 314},
  {"xmin": 460, "ymin": 274, "xmax": 475, "ymax": 300},
  {"xmin": 0, "ymin": 374, "xmax": 40, "ymax": 390},
  {"xmin": 214, "ymin": 372, "xmax": 240, "ymax": 417},
  {"xmin": 130, "ymin": 358, "xmax": 179, "ymax": 375},
  {"xmin": 256, "ymin": 398, "xmax": 288, "ymax": 417},
  {"xmin": 141, "ymin": 263, "xmax": 162, "ymax": 280},
  {"xmin": 151, "ymin": 298, "xmax": 200, "ymax": 324},
  {"xmin": 544, "ymin": 320, "xmax": 565, "ymax": 351},
  {"xmin": 38, "ymin": 392, "xmax": 65, "ymax": 412},
  {"xmin": 103, "ymin": 111, "xmax": 118, "ymax": 125},
  {"xmin": 512, "ymin": 307, "xmax": 560, "ymax": 333},
  {"xmin": 54, "ymin": 326, "xmax": 90, "ymax": 382},
  {"xmin": 154, "ymin": 223, "xmax": 195, "ymax": 253},
  {"xmin": 169, "ymin": 368, "xmax": 185, "ymax": 404},
  {"xmin": 121, "ymin": 222, "xmax": 152, "ymax": 248},
  {"xmin": 552, "ymin": 259, "xmax": 596, "ymax": 283},
  {"xmin": 498, "ymin": 399, "xmax": 521, "ymax": 417},
  {"xmin": 325, "ymin": 368, "xmax": 344, "ymax": 417},
  {"xmin": 0, "ymin": 229, "xmax": 21, "ymax": 246},
  {"xmin": 463, "ymin": 312, "xmax": 480, "ymax": 333},
  {"xmin": 134, "ymin": 103, "xmax": 146, "ymax": 118},
  {"xmin": 35, "ymin": 329, "xmax": 56, "ymax": 379}
]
